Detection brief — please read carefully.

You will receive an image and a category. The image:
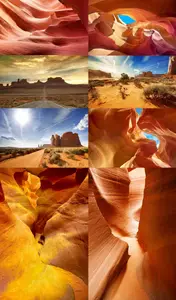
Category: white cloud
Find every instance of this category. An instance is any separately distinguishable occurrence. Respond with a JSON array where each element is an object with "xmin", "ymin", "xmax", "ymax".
[
  {"xmin": 142, "ymin": 56, "xmax": 150, "ymax": 63},
  {"xmin": 134, "ymin": 69, "xmax": 140, "ymax": 73},
  {"xmin": 74, "ymin": 114, "xmax": 88, "ymax": 131}
]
